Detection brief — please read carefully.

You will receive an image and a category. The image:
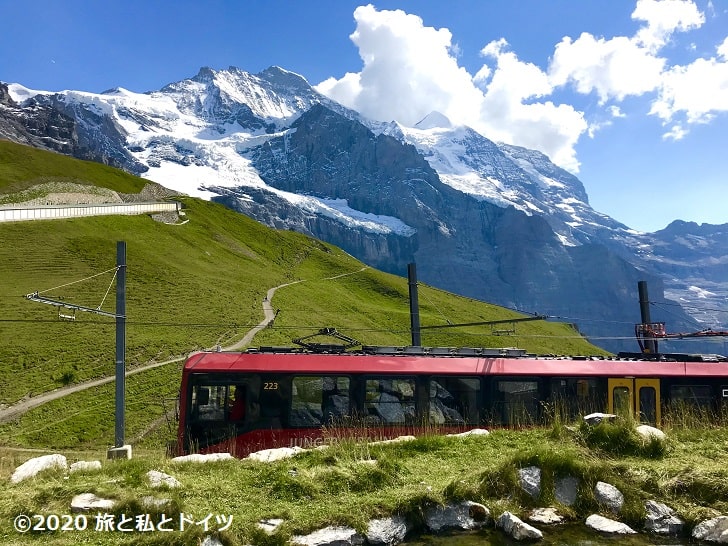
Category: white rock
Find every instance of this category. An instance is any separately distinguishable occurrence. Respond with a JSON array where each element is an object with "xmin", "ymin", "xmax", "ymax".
[
  {"xmin": 528, "ymin": 507, "xmax": 564, "ymax": 525},
  {"xmin": 636, "ymin": 424, "xmax": 666, "ymax": 441},
  {"xmin": 446, "ymin": 428, "xmax": 489, "ymax": 438},
  {"xmin": 292, "ymin": 525, "xmax": 365, "ymax": 546},
  {"xmin": 497, "ymin": 511, "xmax": 543, "ymax": 541},
  {"xmin": 171, "ymin": 453, "xmax": 233, "ymax": 463},
  {"xmin": 147, "ymin": 469, "xmax": 181, "ymax": 488},
  {"xmin": 71, "ymin": 493, "xmax": 116, "ymax": 513},
  {"xmin": 366, "ymin": 515, "xmax": 410, "ymax": 545},
  {"xmin": 585, "ymin": 514, "xmax": 636, "ymax": 534},
  {"xmin": 11, "ymin": 454, "xmax": 67, "ymax": 484},
  {"xmin": 692, "ymin": 516, "xmax": 728, "ymax": 543},
  {"xmin": 69, "ymin": 460, "xmax": 102, "ymax": 473},
  {"xmin": 583, "ymin": 413, "xmax": 617, "ymax": 425},
  {"xmin": 594, "ymin": 481, "xmax": 624, "ymax": 513},
  {"xmin": 518, "ymin": 466, "xmax": 541, "ymax": 499},
  {"xmin": 246, "ymin": 446, "xmax": 305, "ymax": 462}
]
